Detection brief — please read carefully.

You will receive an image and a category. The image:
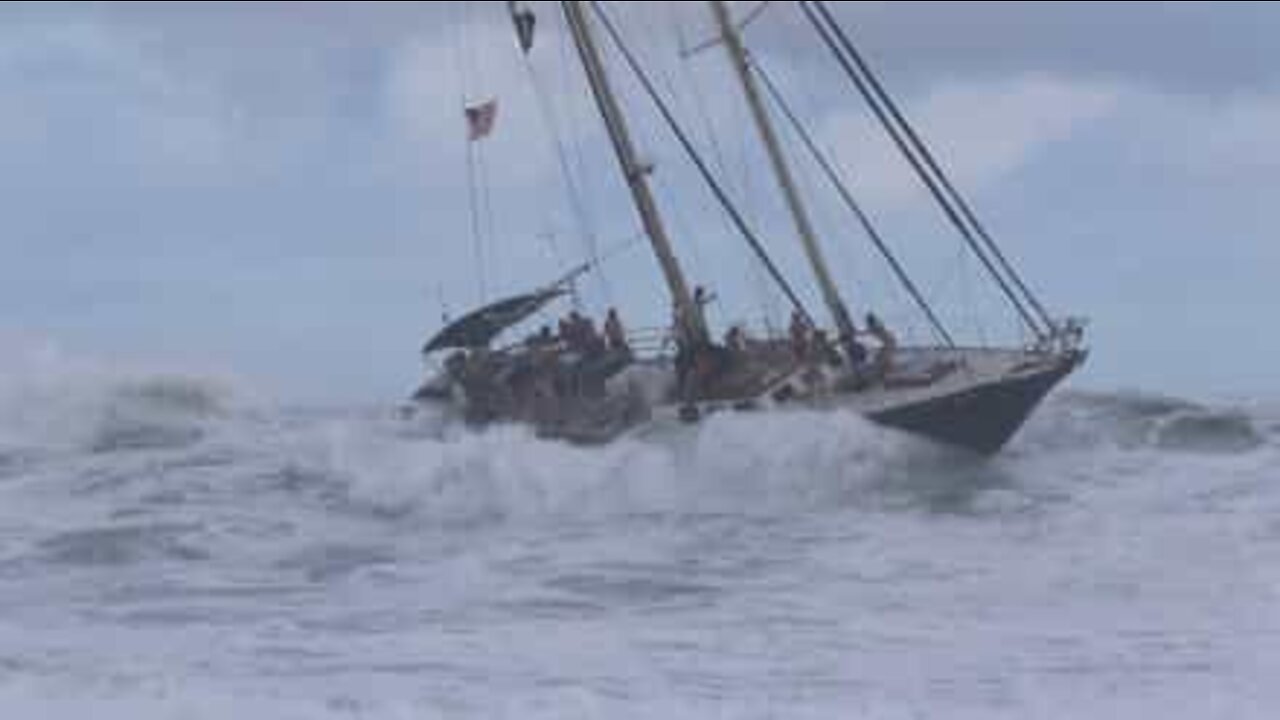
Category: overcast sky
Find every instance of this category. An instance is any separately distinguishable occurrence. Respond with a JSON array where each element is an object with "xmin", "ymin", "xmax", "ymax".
[{"xmin": 1, "ymin": 1, "xmax": 1277, "ymax": 404}]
